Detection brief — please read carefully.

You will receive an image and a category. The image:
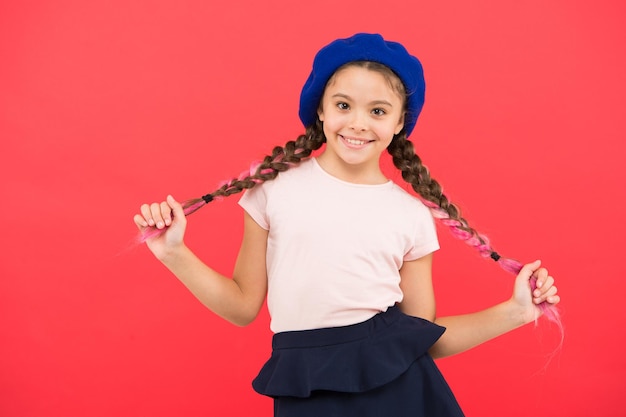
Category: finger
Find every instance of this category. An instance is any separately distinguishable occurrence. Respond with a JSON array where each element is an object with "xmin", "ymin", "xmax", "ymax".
[
  {"xmin": 533, "ymin": 267, "xmax": 549, "ymax": 289},
  {"xmin": 133, "ymin": 213, "xmax": 149, "ymax": 229},
  {"xmin": 150, "ymin": 202, "xmax": 166, "ymax": 229},
  {"xmin": 140, "ymin": 203, "xmax": 155, "ymax": 226},
  {"xmin": 160, "ymin": 201, "xmax": 172, "ymax": 226},
  {"xmin": 546, "ymin": 294, "xmax": 561, "ymax": 305},
  {"xmin": 534, "ymin": 274, "xmax": 554, "ymax": 297},
  {"xmin": 537, "ymin": 293, "xmax": 559, "ymax": 305},
  {"xmin": 535, "ymin": 285, "xmax": 558, "ymax": 304},
  {"xmin": 519, "ymin": 260, "xmax": 541, "ymax": 280},
  {"xmin": 167, "ymin": 195, "xmax": 186, "ymax": 224}
]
